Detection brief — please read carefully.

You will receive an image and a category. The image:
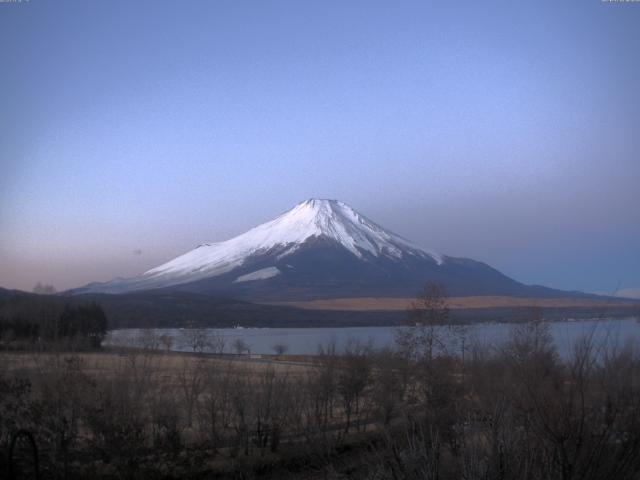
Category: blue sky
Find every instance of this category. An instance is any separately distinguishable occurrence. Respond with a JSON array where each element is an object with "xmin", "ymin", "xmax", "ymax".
[{"xmin": 1, "ymin": 0, "xmax": 639, "ymax": 294}]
